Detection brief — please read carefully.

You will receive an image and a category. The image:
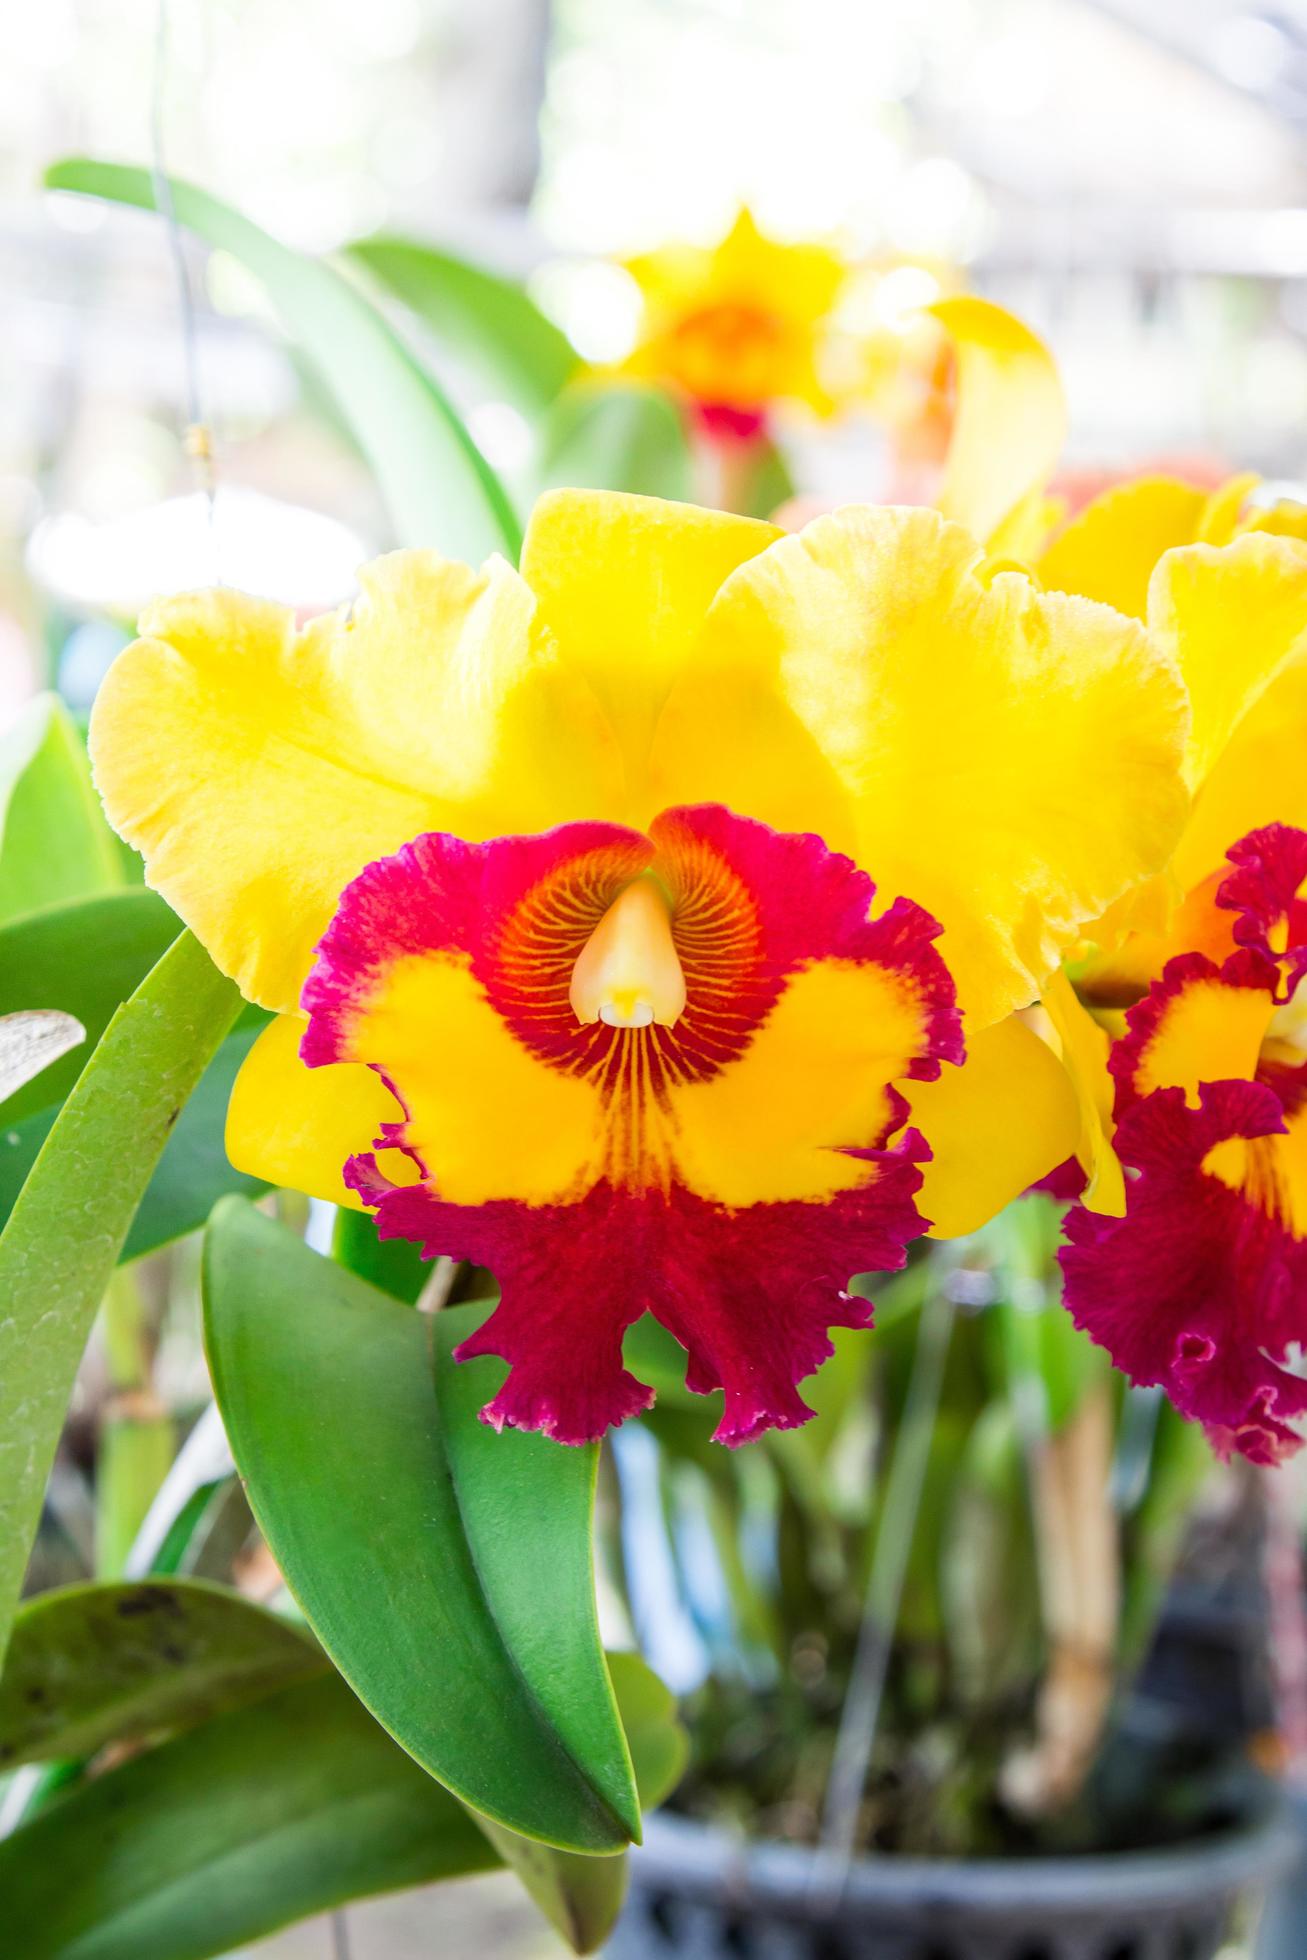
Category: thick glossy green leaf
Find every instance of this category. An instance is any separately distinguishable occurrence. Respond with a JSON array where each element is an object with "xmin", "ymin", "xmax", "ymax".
[
  {"xmin": 0, "ymin": 1019, "xmax": 270, "ymax": 1259},
  {"xmin": 202, "ymin": 1200, "xmax": 640, "ymax": 1851},
  {"xmin": 0, "ymin": 889, "xmax": 177, "ymax": 1123},
  {"xmin": 0, "ymin": 1578, "xmax": 324, "ymax": 1770},
  {"xmin": 0, "ymin": 931, "xmax": 242, "ymax": 1664},
  {"xmin": 536, "ymin": 382, "xmax": 694, "ymax": 500},
  {"xmin": 45, "ymin": 160, "xmax": 520, "ymax": 562},
  {"xmin": 0, "ymin": 1672, "xmax": 498, "ymax": 1960},
  {"xmin": 0, "ymin": 694, "xmax": 127, "ymax": 925},
  {"xmin": 474, "ymin": 1650, "xmax": 687, "ymax": 1954},
  {"xmin": 347, "ymin": 234, "xmax": 579, "ymax": 415}
]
